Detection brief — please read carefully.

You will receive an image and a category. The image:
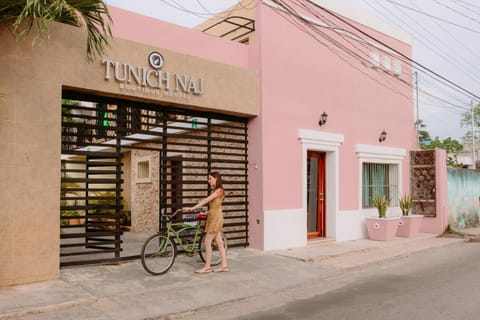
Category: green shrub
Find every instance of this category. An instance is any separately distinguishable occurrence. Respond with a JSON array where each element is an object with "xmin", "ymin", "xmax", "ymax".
[
  {"xmin": 371, "ymin": 193, "xmax": 389, "ymax": 218},
  {"xmin": 399, "ymin": 193, "xmax": 413, "ymax": 216}
]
